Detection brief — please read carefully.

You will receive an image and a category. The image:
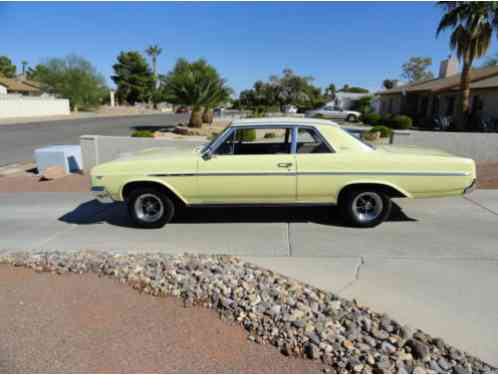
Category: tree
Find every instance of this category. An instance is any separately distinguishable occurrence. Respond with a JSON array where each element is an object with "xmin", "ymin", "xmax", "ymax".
[
  {"xmin": 21, "ymin": 60, "xmax": 28, "ymax": 75},
  {"xmin": 437, "ymin": 1, "xmax": 498, "ymax": 130},
  {"xmin": 338, "ymin": 84, "xmax": 370, "ymax": 93},
  {"xmin": 401, "ymin": 57, "xmax": 434, "ymax": 82},
  {"xmin": 29, "ymin": 55, "xmax": 107, "ymax": 111},
  {"xmin": 382, "ymin": 79, "xmax": 398, "ymax": 90},
  {"xmin": 0, "ymin": 56, "xmax": 16, "ymax": 78},
  {"xmin": 160, "ymin": 58, "xmax": 232, "ymax": 127},
  {"xmin": 145, "ymin": 45, "xmax": 162, "ymax": 88},
  {"xmin": 324, "ymin": 83, "xmax": 337, "ymax": 99},
  {"xmin": 112, "ymin": 51, "xmax": 154, "ymax": 105},
  {"xmin": 239, "ymin": 69, "xmax": 326, "ymax": 112}
]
